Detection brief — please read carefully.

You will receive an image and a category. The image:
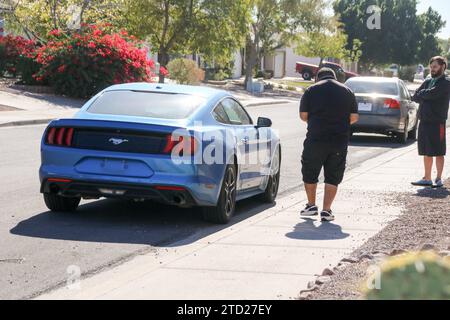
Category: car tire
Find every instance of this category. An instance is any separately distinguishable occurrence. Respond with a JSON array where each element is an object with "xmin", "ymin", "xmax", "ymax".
[
  {"xmin": 396, "ymin": 119, "xmax": 409, "ymax": 144},
  {"xmin": 408, "ymin": 121, "xmax": 418, "ymax": 140},
  {"xmin": 202, "ymin": 164, "xmax": 237, "ymax": 224},
  {"xmin": 302, "ymin": 70, "xmax": 312, "ymax": 81},
  {"xmin": 259, "ymin": 146, "xmax": 281, "ymax": 203},
  {"xmin": 44, "ymin": 193, "xmax": 80, "ymax": 212}
]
